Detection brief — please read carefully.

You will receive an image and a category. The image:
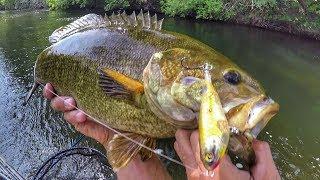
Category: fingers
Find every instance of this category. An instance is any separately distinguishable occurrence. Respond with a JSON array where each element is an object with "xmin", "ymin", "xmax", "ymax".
[
  {"xmin": 218, "ymin": 155, "xmax": 234, "ymax": 168},
  {"xmin": 64, "ymin": 110, "xmax": 87, "ymax": 124},
  {"xmin": 174, "ymin": 129, "xmax": 198, "ymax": 169},
  {"xmin": 251, "ymin": 139, "xmax": 280, "ymax": 180},
  {"xmin": 215, "ymin": 155, "xmax": 251, "ymax": 179},
  {"xmin": 44, "ymin": 83, "xmax": 76, "ymax": 112},
  {"xmin": 42, "ymin": 83, "xmax": 112, "ymax": 146},
  {"xmin": 189, "ymin": 130, "xmax": 206, "ymax": 171},
  {"xmin": 43, "ymin": 83, "xmax": 55, "ymax": 99},
  {"xmin": 51, "ymin": 96, "xmax": 76, "ymax": 112},
  {"xmin": 252, "ymin": 139, "xmax": 273, "ymax": 165}
]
